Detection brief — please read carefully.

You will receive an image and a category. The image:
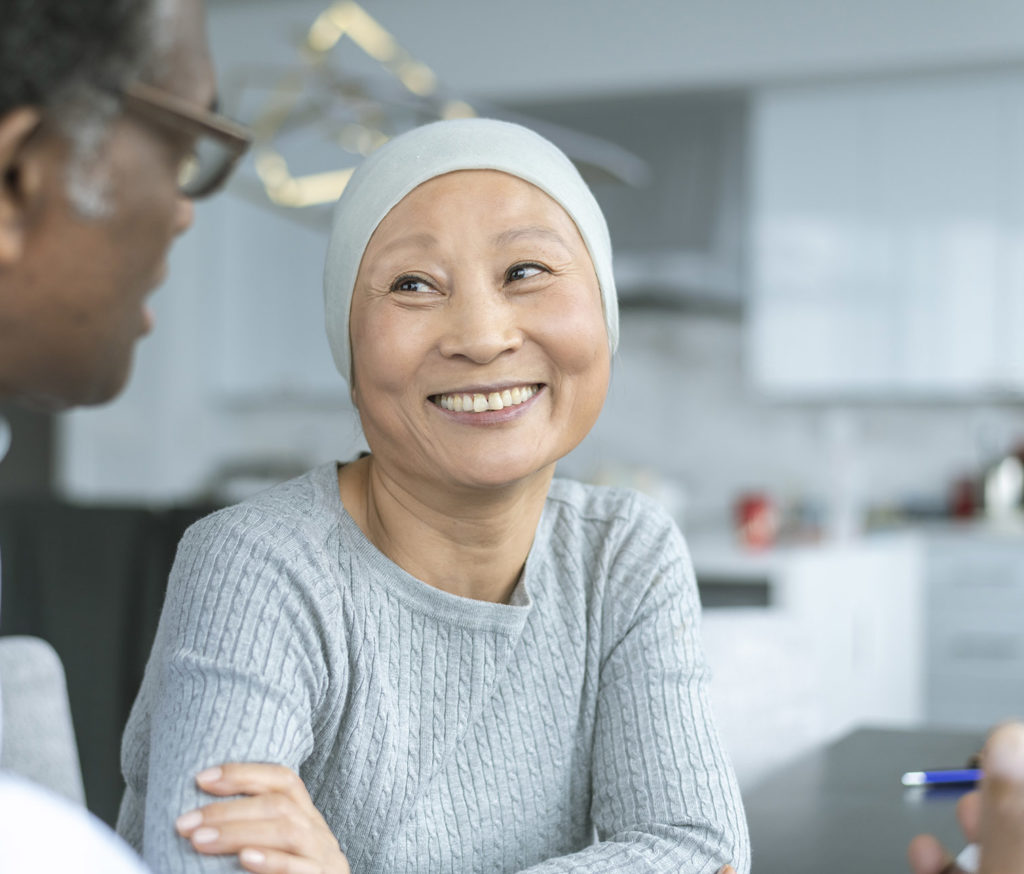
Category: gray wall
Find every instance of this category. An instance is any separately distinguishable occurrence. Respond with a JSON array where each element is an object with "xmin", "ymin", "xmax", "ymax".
[{"xmin": 214, "ymin": 0, "xmax": 1024, "ymax": 97}]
